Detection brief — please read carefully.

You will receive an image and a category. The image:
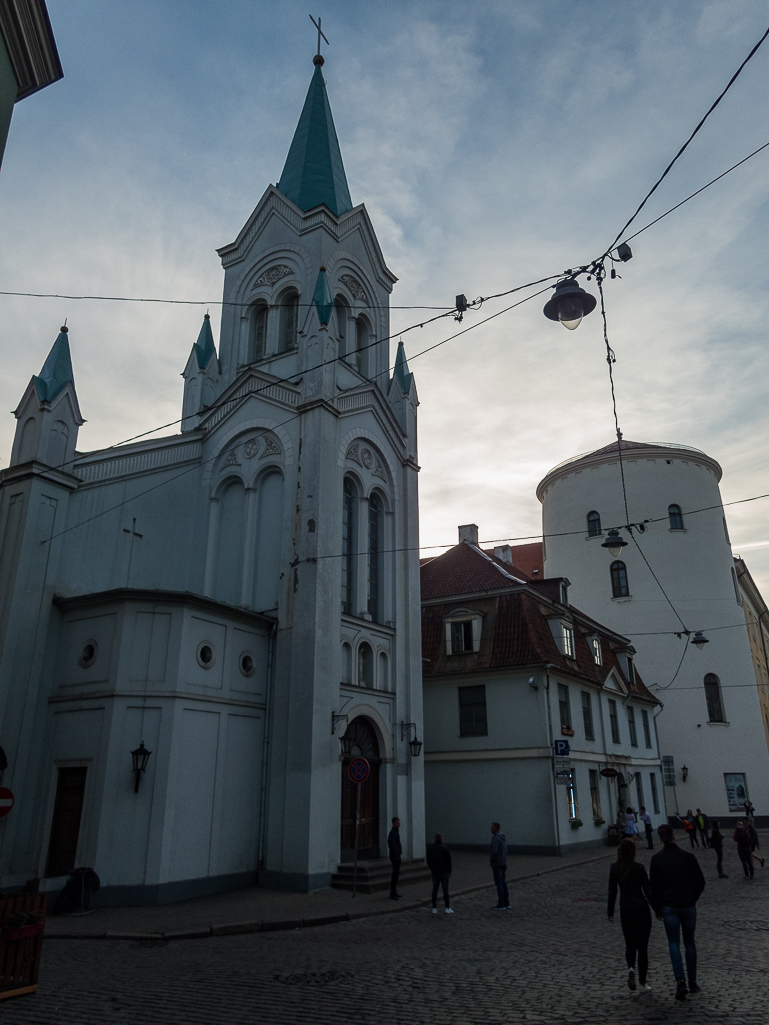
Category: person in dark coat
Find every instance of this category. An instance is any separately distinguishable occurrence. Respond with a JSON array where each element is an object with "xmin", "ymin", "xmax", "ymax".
[
  {"xmin": 694, "ymin": 809, "xmax": 709, "ymax": 847},
  {"xmin": 489, "ymin": 822, "xmax": 509, "ymax": 910},
  {"xmin": 387, "ymin": 817, "xmax": 402, "ymax": 899},
  {"xmin": 426, "ymin": 833, "xmax": 453, "ymax": 914},
  {"xmin": 746, "ymin": 820, "xmax": 764, "ymax": 868},
  {"xmin": 709, "ymin": 821, "xmax": 728, "ymax": 878},
  {"xmin": 607, "ymin": 838, "xmax": 654, "ymax": 993},
  {"xmin": 733, "ymin": 819, "xmax": 754, "ymax": 878},
  {"xmin": 650, "ymin": 823, "xmax": 706, "ymax": 1002}
]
